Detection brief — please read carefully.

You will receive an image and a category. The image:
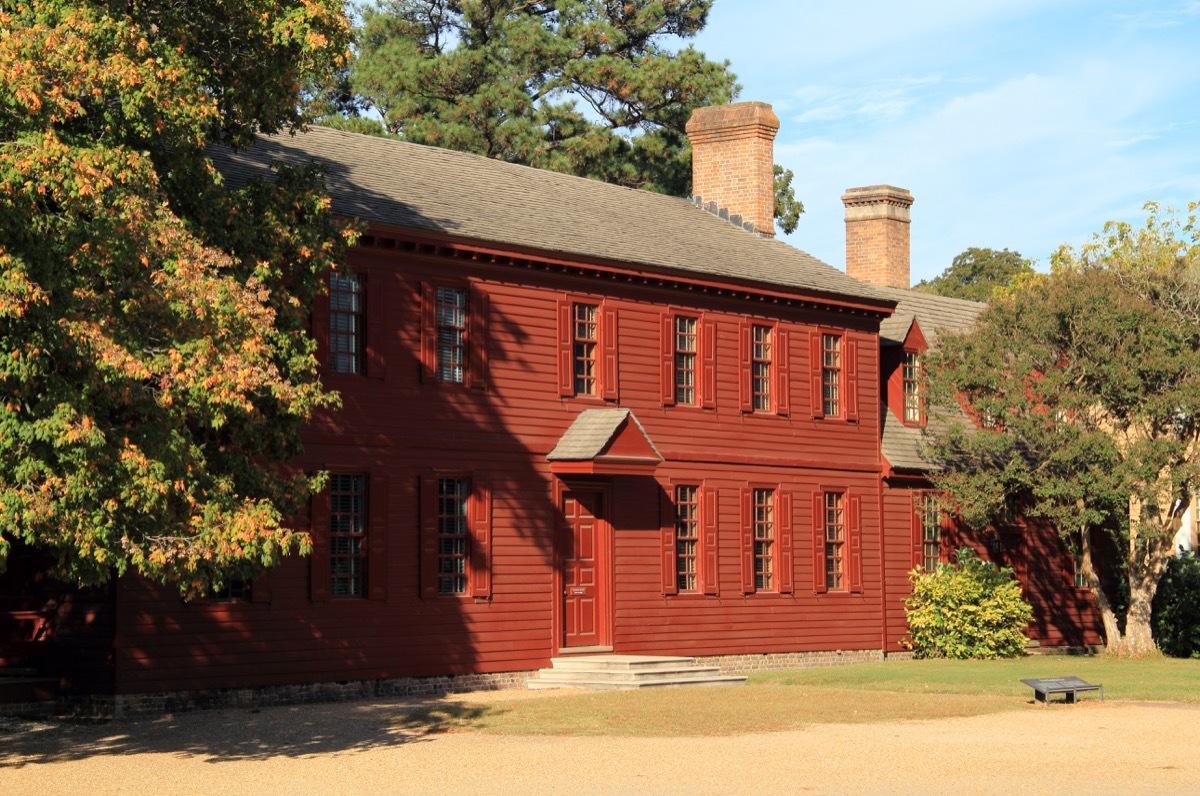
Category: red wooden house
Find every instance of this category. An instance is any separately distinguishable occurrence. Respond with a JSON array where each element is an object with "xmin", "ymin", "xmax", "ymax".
[{"xmin": 0, "ymin": 102, "xmax": 1102, "ymax": 712}]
